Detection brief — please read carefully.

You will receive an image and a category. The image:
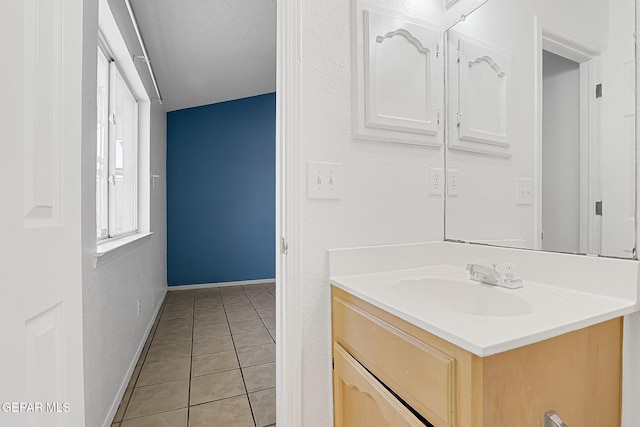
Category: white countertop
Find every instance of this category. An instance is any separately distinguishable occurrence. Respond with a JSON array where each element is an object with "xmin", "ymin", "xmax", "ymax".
[{"xmin": 330, "ymin": 260, "xmax": 638, "ymax": 356}]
